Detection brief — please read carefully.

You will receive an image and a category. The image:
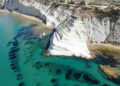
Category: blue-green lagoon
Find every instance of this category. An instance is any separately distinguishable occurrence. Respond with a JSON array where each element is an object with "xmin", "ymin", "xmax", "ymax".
[{"xmin": 0, "ymin": 12, "xmax": 120, "ymax": 86}]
